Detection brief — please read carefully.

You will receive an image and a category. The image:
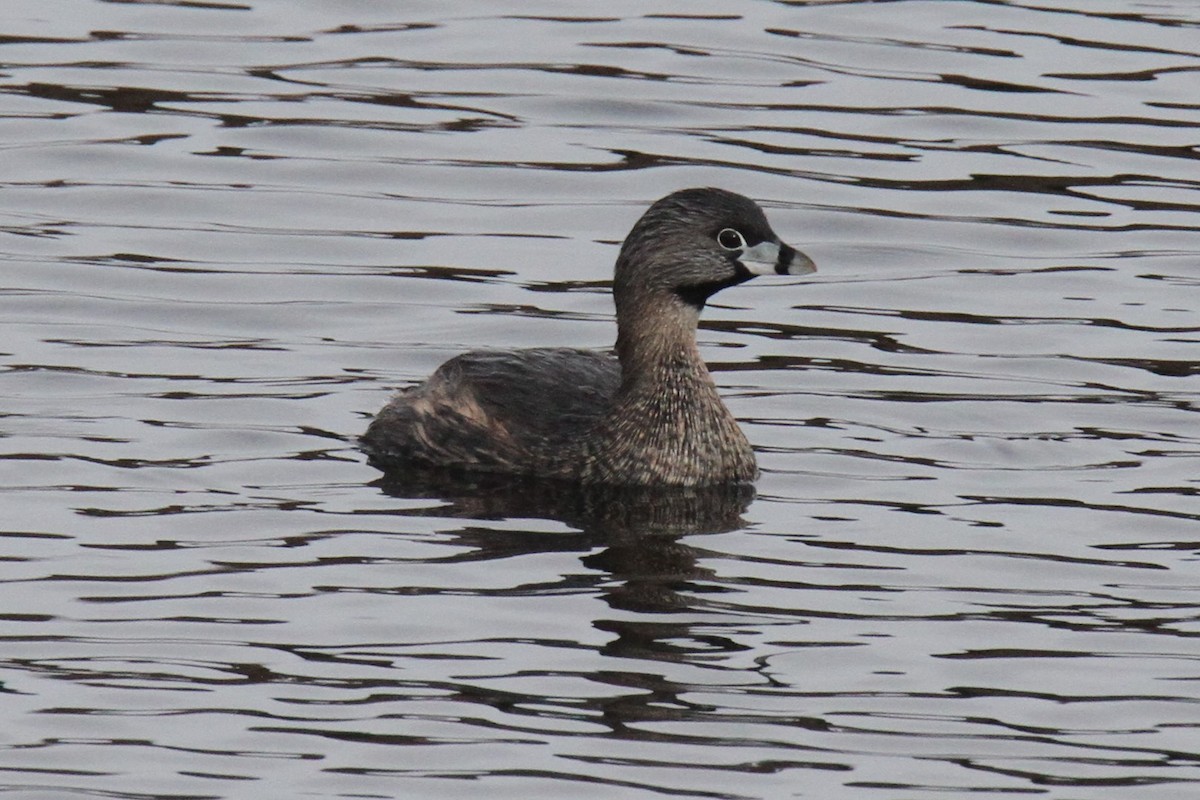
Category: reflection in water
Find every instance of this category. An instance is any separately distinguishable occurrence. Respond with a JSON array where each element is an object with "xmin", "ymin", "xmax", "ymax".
[
  {"xmin": 372, "ymin": 472, "xmax": 760, "ymax": 743},
  {"xmin": 374, "ymin": 471, "xmax": 752, "ymax": 615}
]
